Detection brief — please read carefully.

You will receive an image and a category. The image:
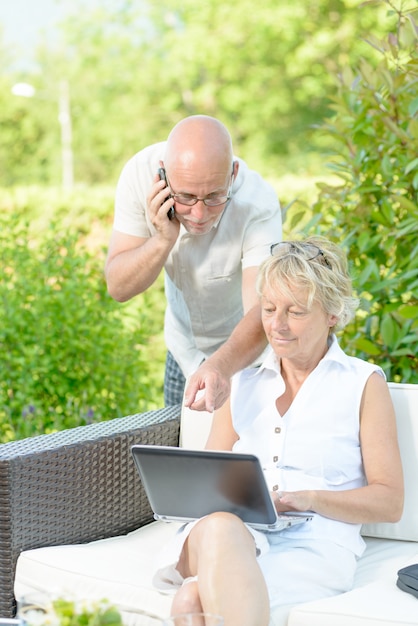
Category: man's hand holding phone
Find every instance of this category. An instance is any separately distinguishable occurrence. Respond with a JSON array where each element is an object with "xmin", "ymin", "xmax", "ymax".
[
  {"xmin": 148, "ymin": 167, "xmax": 178, "ymax": 241},
  {"xmin": 158, "ymin": 167, "xmax": 175, "ymax": 221}
]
